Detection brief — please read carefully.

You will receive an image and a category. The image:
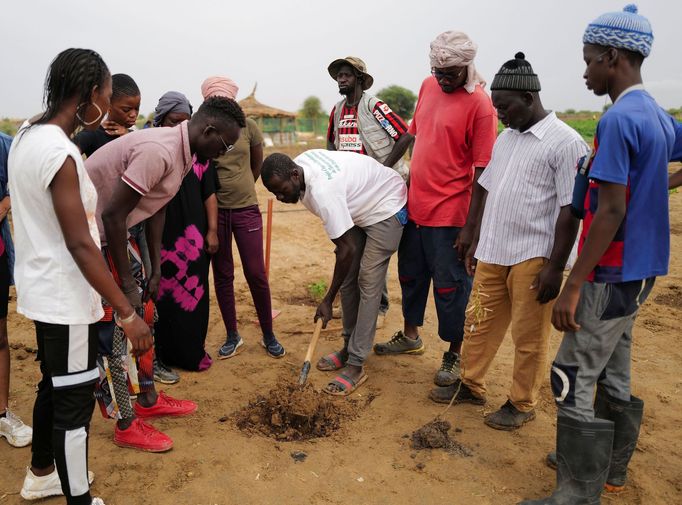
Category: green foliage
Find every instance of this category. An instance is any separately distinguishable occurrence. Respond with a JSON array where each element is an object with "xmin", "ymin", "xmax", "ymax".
[
  {"xmin": 307, "ymin": 280, "xmax": 328, "ymax": 302},
  {"xmin": 496, "ymin": 117, "xmax": 598, "ymax": 143},
  {"xmin": 0, "ymin": 118, "xmax": 20, "ymax": 136},
  {"xmin": 376, "ymin": 85, "xmax": 417, "ymax": 120},
  {"xmin": 668, "ymin": 107, "xmax": 682, "ymax": 119},
  {"xmin": 299, "ymin": 96, "xmax": 325, "ymax": 119},
  {"xmin": 135, "ymin": 113, "xmax": 155, "ymax": 129},
  {"xmin": 563, "ymin": 118, "xmax": 597, "ymax": 142},
  {"xmin": 564, "ymin": 108, "xmax": 576, "ymax": 115}
]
